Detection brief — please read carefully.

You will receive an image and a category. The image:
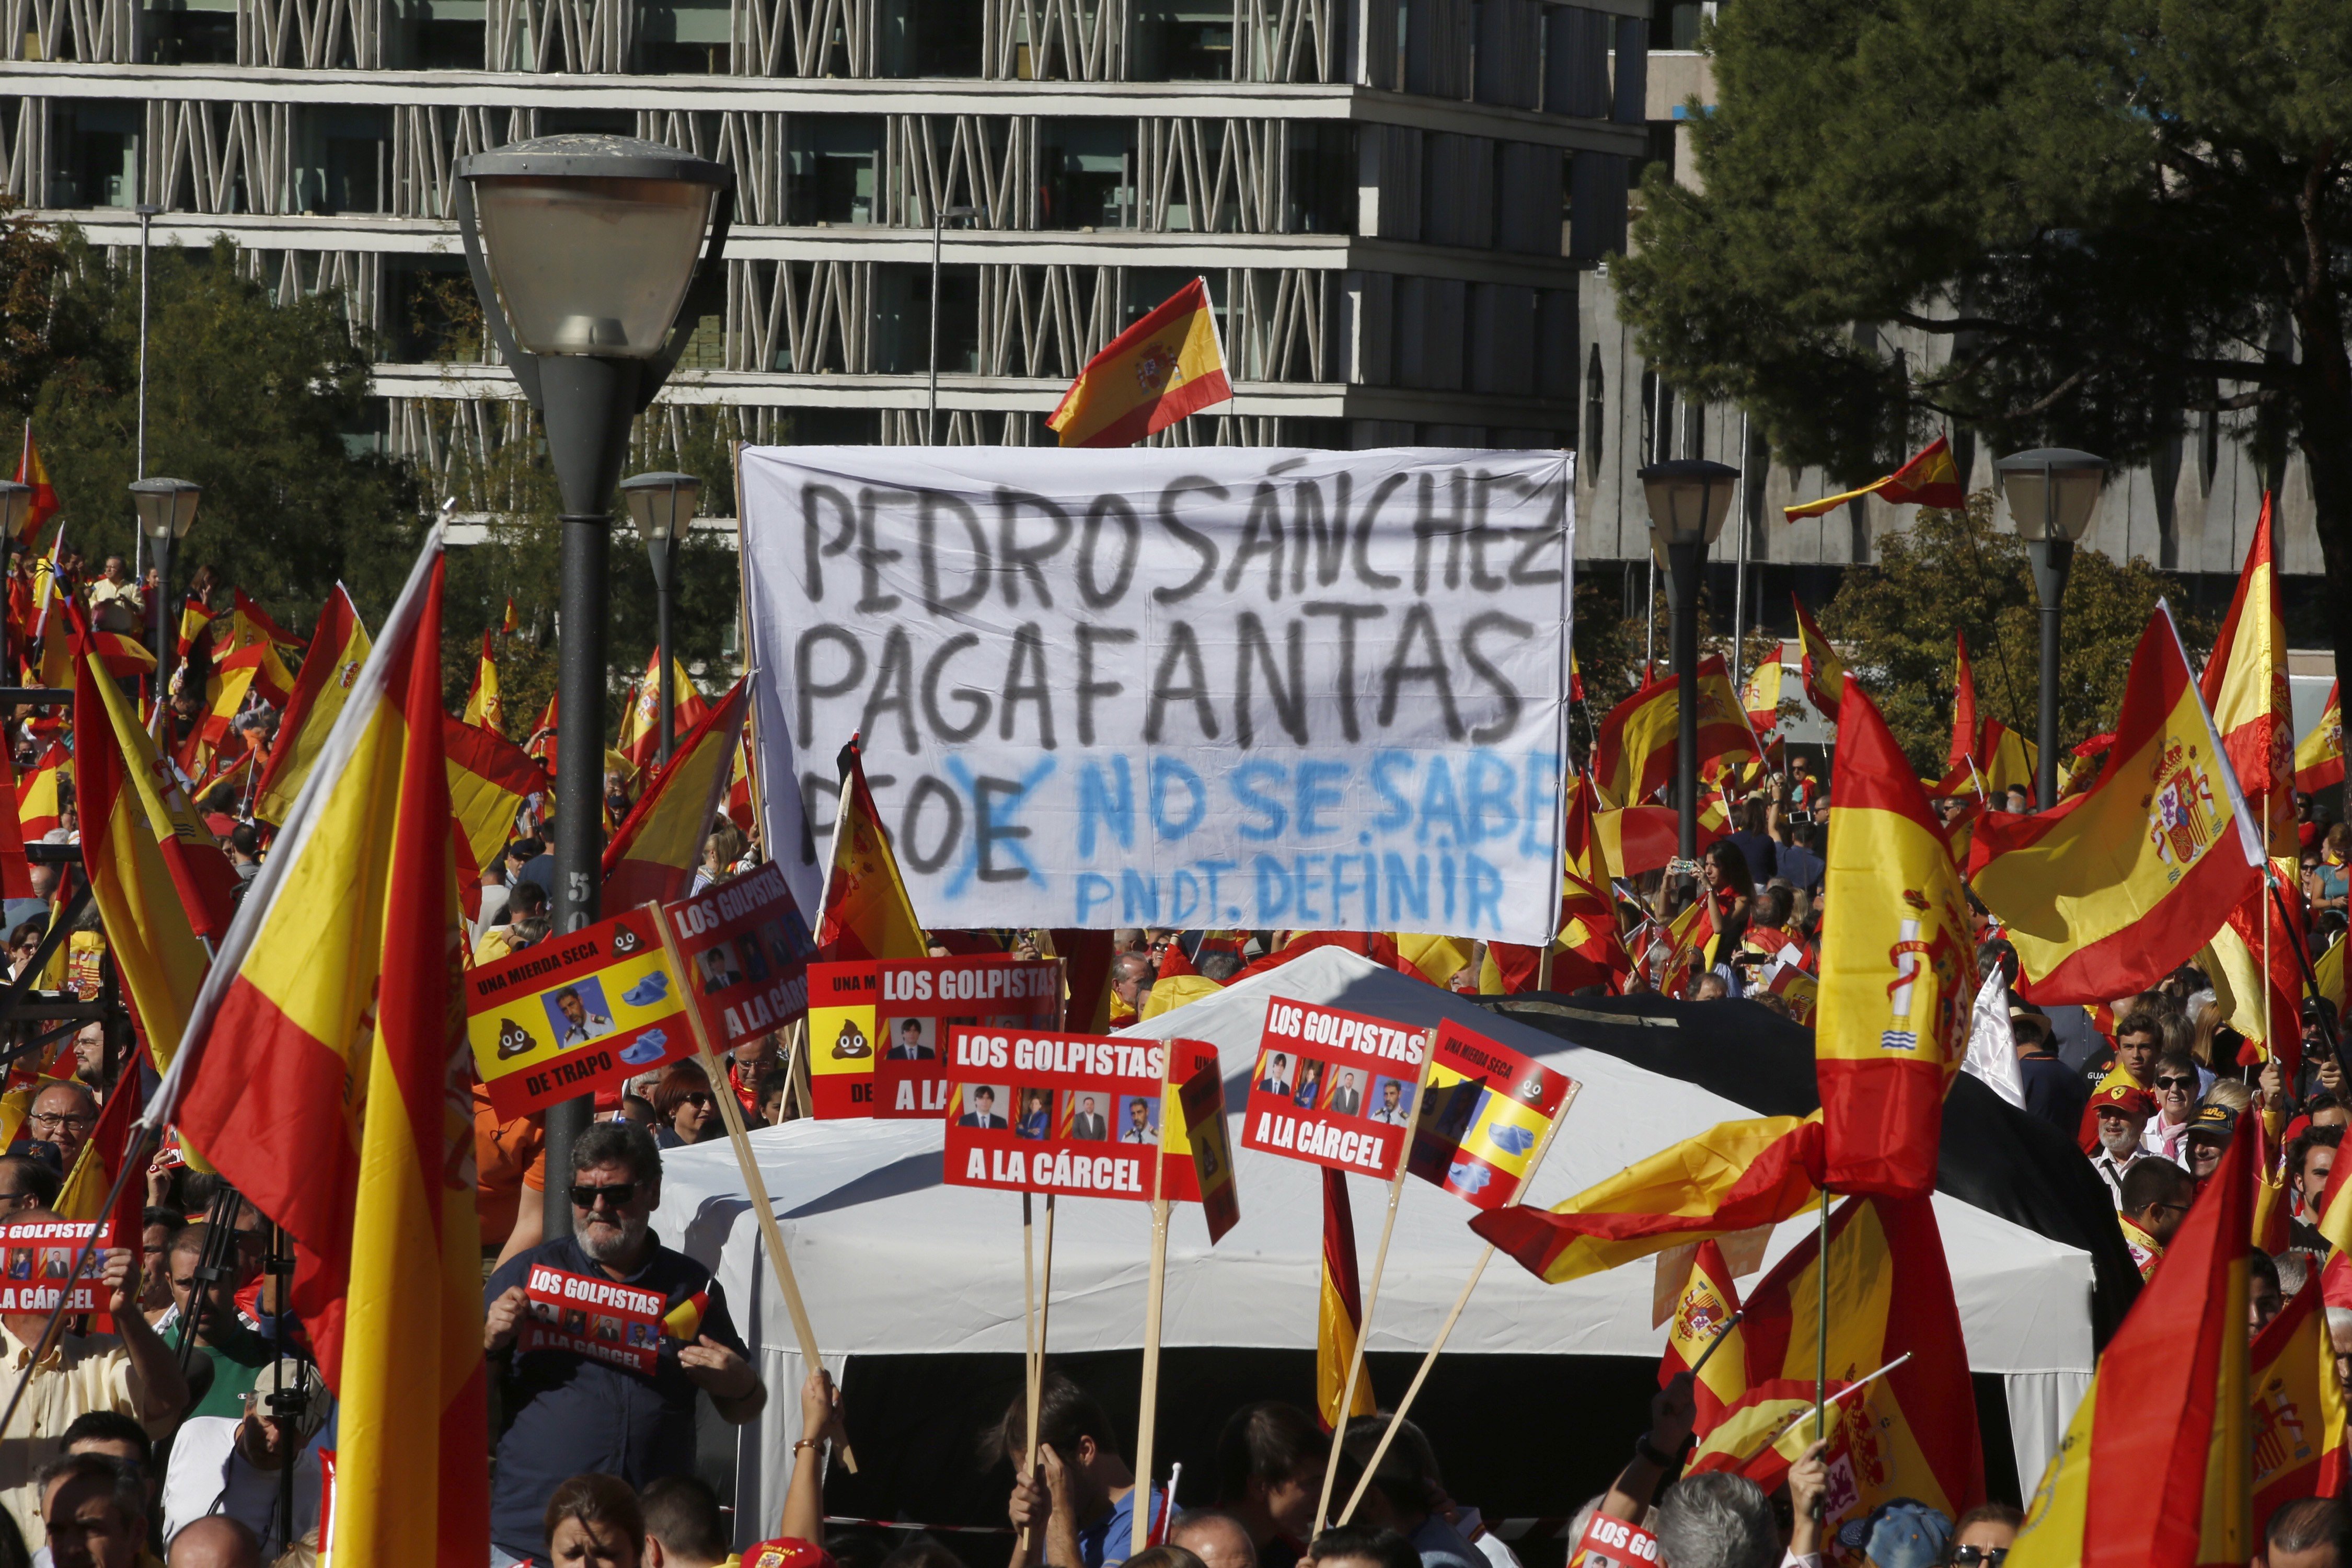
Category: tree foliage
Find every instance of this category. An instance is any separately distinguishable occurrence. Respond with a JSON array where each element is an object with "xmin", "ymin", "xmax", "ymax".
[
  {"xmin": 0, "ymin": 202, "xmax": 64, "ymax": 418},
  {"xmin": 1818, "ymin": 494, "xmax": 2196, "ymax": 774}
]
